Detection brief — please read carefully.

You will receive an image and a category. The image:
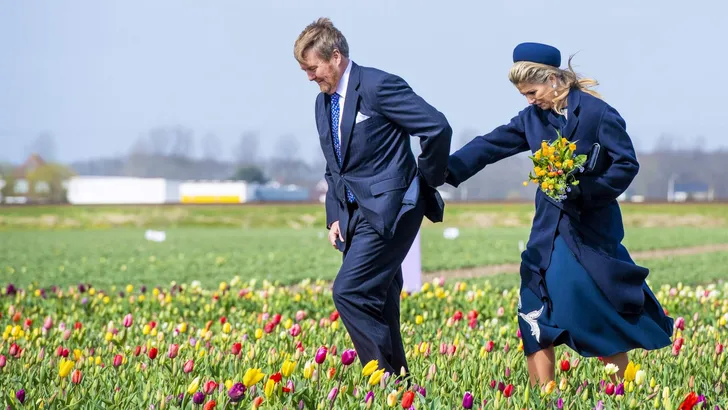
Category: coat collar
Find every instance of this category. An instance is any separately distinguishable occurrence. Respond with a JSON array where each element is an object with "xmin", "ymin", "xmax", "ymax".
[{"xmin": 546, "ymin": 88, "xmax": 581, "ymax": 139}]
